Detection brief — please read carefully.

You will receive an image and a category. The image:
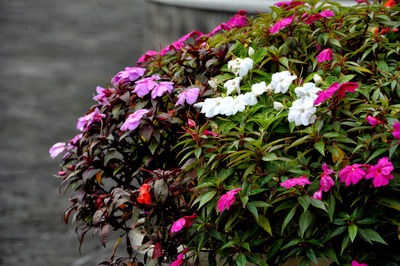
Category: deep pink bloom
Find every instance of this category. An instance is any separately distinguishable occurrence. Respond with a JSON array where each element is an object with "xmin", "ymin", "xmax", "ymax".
[
  {"xmin": 112, "ymin": 67, "xmax": 145, "ymax": 86},
  {"xmin": 58, "ymin": 171, "xmax": 67, "ymax": 176},
  {"xmin": 49, "ymin": 142, "xmax": 66, "ymax": 159},
  {"xmin": 312, "ymin": 189, "xmax": 323, "ymax": 200},
  {"xmin": 226, "ymin": 10, "xmax": 247, "ymax": 28},
  {"xmin": 274, "ymin": 1, "xmax": 305, "ymax": 9},
  {"xmin": 170, "ymin": 249, "xmax": 188, "ymax": 266},
  {"xmin": 365, "ymin": 116, "xmax": 382, "ymax": 127},
  {"xmin": 336, "ymin": 82, "xmax": 359, "ymax": 99},
  {"xmin": 280, "ymin": 175, "xmax": 312, "ymax": 189},
  {"xmin": 203, "ymin": 130, "xmax": 218, "ymax": 137},
  {"xmin": 133, "ymin": 76, "xmax": 160, "ymax": 97},
  {"xmin": 93, "ymin": 86, "xmax": 114, "ymax": 105},
  {"xmin": 319, "ymin": 10, "xmax": 335, "ymax": 18},
  {"xmin": 322, "ymin": 162, "xmax": 335, "ymax": 175},
  {"xmin": 217, "ymin": 188, "xmax": 241, "ymax": 212},
  {"xmin": 176, "ymin": 88, "xmax": 200, "ymax": 106},
  {"xmin": 151, "ymin": 81, "xmax": 174, "ymax": 99},
  {"xmin": 120, "ymin": 109, "xmax": 148, "ymax": 131},
  {"xmin": 187, "ymin": 119, "xmax": 196, "ymax": 128},
  {"xmin": 170, "ymin": 213, "xmax": 196, "ymax": 234},
  {"xmin": 339, "ymin": 164, "xmax": 366, "ymax": 186},
  {"xmin": 316, "ymin": 48, "xmax": 333, "ymax": 62},
  {"xmin": 365, "ymin": 157, "xmax": 394, "ymax": 187},
  {"xmin": 270, "ymin": 16, "xmax": 294, "ymax": 34},
  {"xmin": 352, "ymin": 260, "xmax": 368, "ymax": 266},
  {"xmin": 314, "ymin": 82, "xmax": 359, "ymax": 105},
  {"xmin": 355, "ymin": 0, "xmax": 370, "ymax": 4},
  {"xmin": 304, "ymin": 14, "xmax": 323, "ymax": 24},
  {"xmin": 137, "ymin": 50, "xmax": 158, "ymax": 64},
  {"xmin": 392, "ymin": 122, "xmax": 400, "ymax": 142},
  {"xmin": 320, "ymin": 163, "xmax": 336, "ymax": 192},
  {"xmin": 208, "ymin": 23, "xmax": 232, "ymax": 37},
  {"xmin": 77, "ymin": 108, "xmax": 106, "ymax": 132},
  {"xmin": 163, "ymin": 31, "xmax": 203, "ymax": 53}
]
